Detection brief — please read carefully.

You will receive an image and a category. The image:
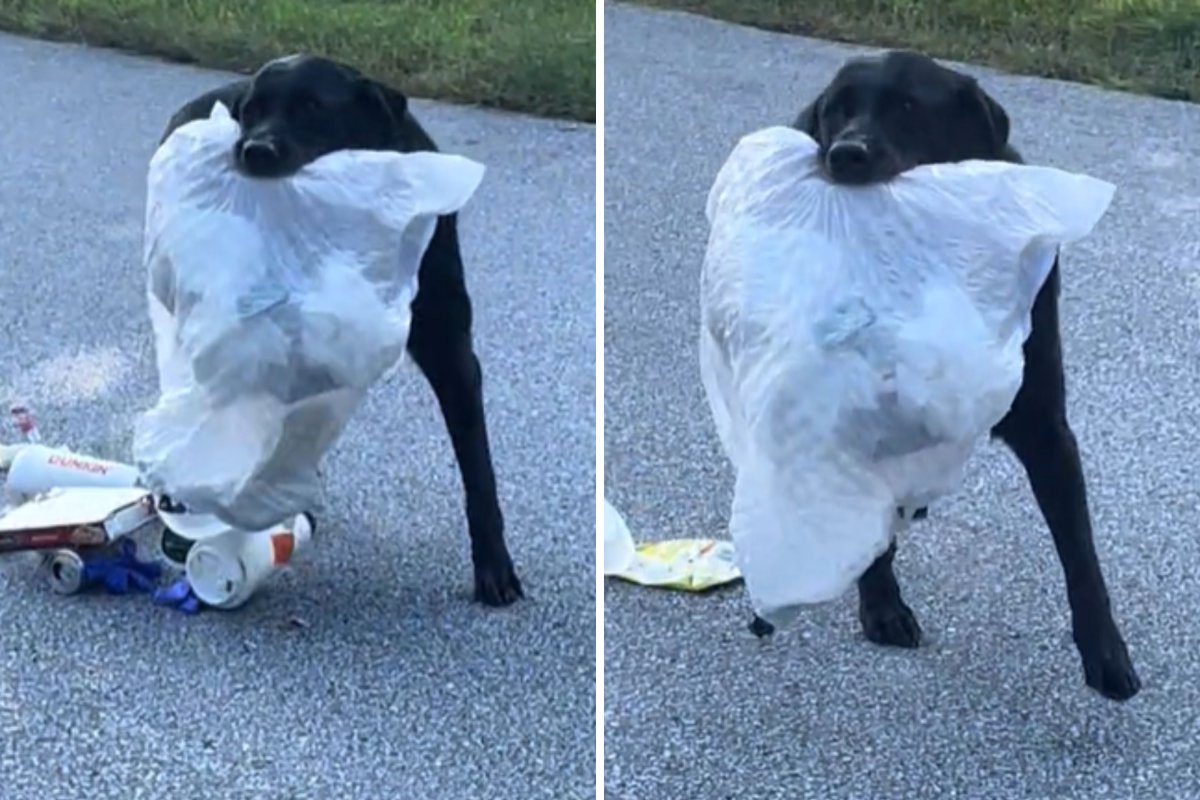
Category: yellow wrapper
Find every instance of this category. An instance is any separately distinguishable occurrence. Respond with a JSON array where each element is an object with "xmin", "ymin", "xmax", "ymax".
[{"xmin": 606, "ymin": 538, "xmax": 742, "ymax": 592}]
